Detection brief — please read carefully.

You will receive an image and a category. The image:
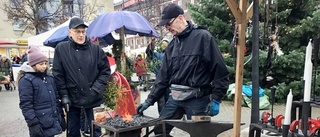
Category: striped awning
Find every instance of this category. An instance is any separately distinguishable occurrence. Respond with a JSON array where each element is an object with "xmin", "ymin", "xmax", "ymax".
[{"xmin": 0, "ymin": 40, "xmax": 15, "ymax": 45}]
